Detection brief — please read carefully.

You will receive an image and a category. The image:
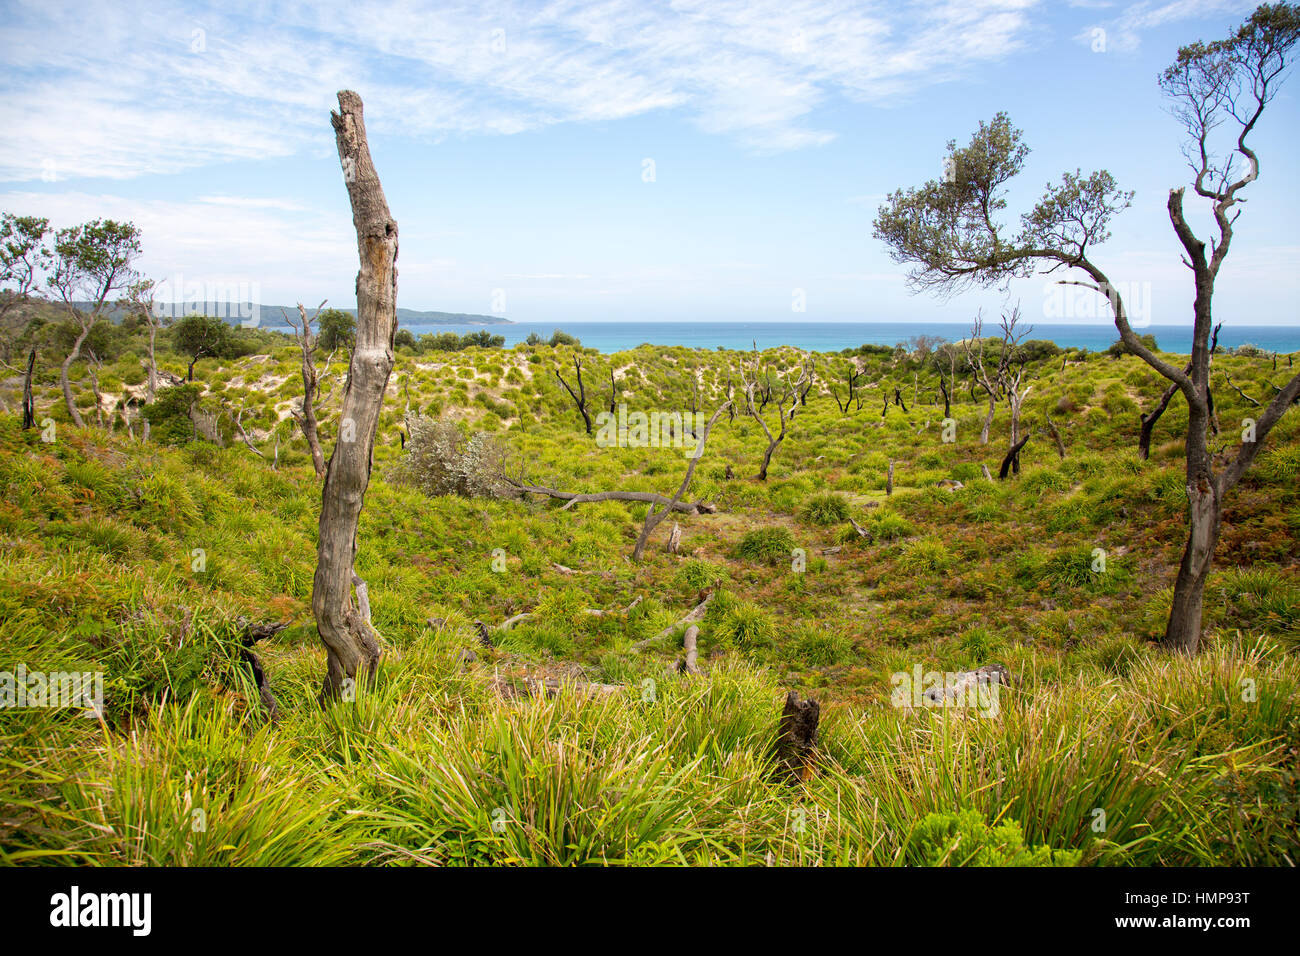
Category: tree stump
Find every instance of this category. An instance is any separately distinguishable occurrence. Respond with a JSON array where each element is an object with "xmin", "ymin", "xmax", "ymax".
[{"xmin": 775, "ymin": 690, "xmax": 820, "ymax": 782}]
